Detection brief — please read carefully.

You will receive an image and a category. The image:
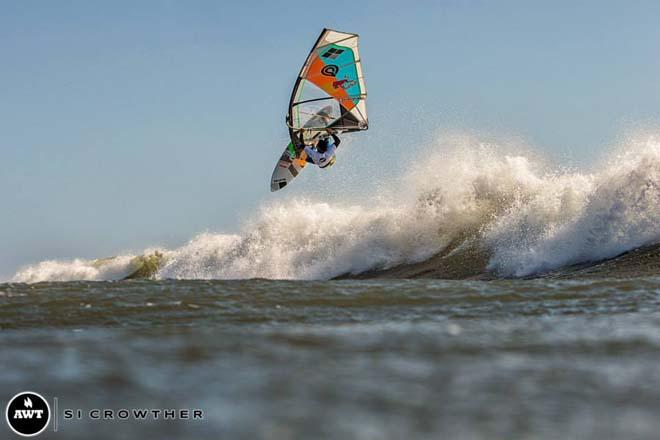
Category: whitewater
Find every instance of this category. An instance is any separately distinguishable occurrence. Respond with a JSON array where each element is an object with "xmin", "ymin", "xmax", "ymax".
[{"xmin": 11, "ymin": 132, "xmax": 660, "ymax": 283}]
